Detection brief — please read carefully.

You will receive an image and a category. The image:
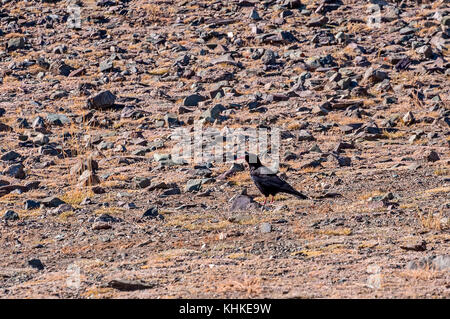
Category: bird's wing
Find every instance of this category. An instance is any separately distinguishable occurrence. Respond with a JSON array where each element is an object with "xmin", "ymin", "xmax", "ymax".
[
  {"xmin": 251, "ymin": 167, "xmax": 296, "ymax": 192},
  {"xmin": 251, "ymin": 166, "xmax": 308, "ymax": 199}
]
